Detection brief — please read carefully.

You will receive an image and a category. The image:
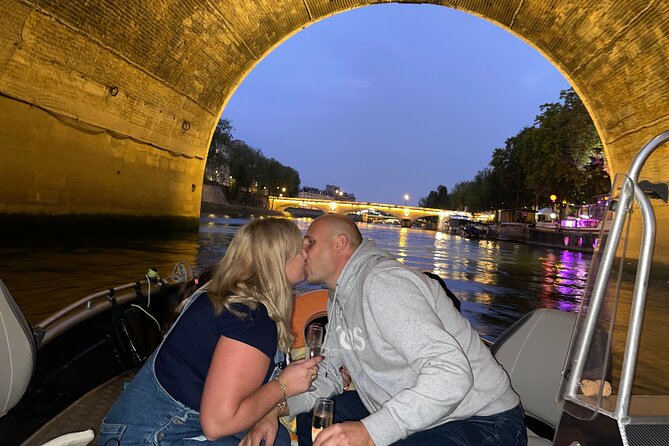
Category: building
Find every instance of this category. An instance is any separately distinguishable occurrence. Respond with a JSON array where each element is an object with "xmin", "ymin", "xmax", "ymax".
[{"xmin": 298, "ymin": 185, "xmax": 356, "ymax": 201}]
